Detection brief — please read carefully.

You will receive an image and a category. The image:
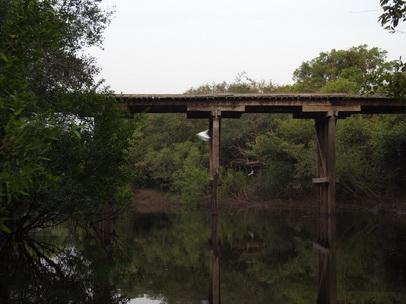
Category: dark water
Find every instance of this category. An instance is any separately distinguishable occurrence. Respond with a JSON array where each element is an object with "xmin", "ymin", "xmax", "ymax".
[{"xmin": 1, "ymin": 208, "xmax": 406, "ymax": 303}]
